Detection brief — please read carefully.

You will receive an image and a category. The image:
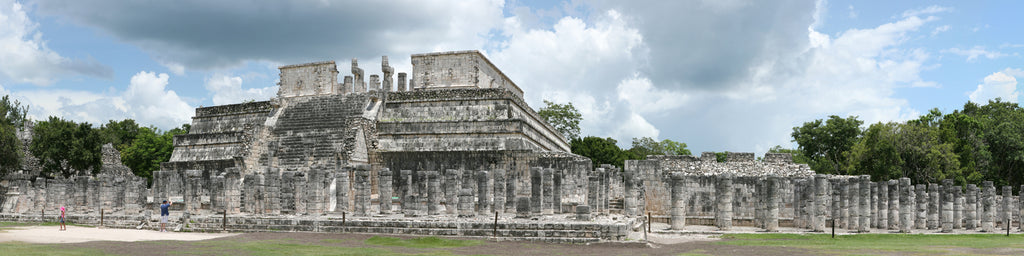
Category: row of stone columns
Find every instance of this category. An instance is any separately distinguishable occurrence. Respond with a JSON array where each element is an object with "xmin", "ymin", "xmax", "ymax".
[{"xmin": 665, "ymin": 174, "xmax": 1023, "ymax": 232}]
